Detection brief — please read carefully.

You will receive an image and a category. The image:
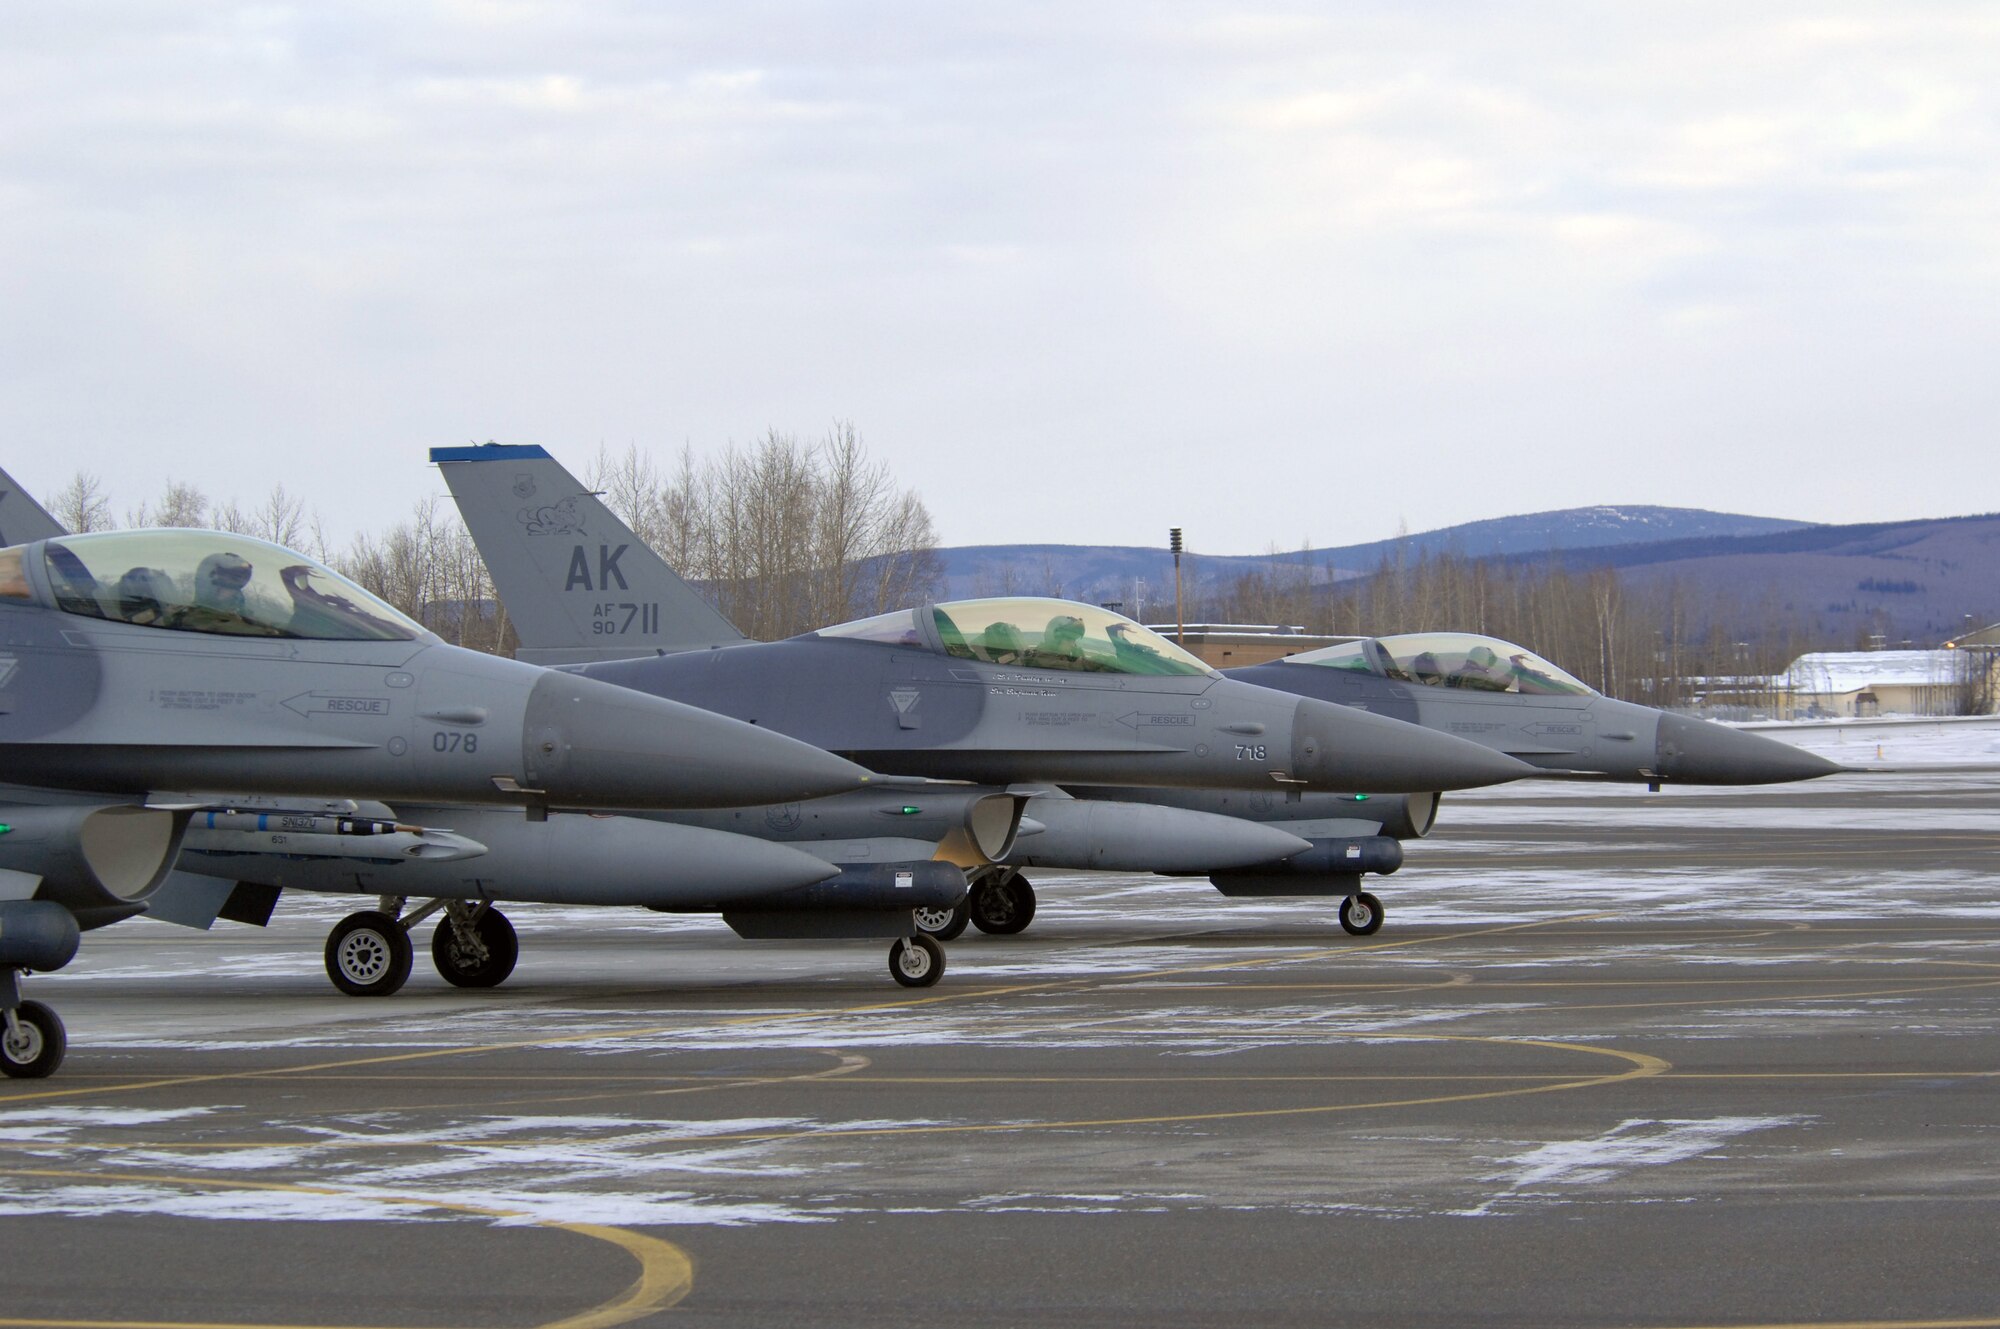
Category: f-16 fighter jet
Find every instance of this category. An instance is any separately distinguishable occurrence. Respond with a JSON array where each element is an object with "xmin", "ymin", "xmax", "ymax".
[
  {"xmin": 0, "ymin": 526, "xmax": 876, "ymax": 1077},
  {"xmin": 436, "ymin": 445, "xmax": 1530, "ymax": 797},
  {"xmin": 434, "ymin": 444, "xmax": 1531, "ymax": 940},
  {"xmin": 438, "ymin": 444, "xmax": 1844, "ymax": 944},
  {"xmin": 1229, "ymin": 633, "xmax": 1840, "ymax": 787}
]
